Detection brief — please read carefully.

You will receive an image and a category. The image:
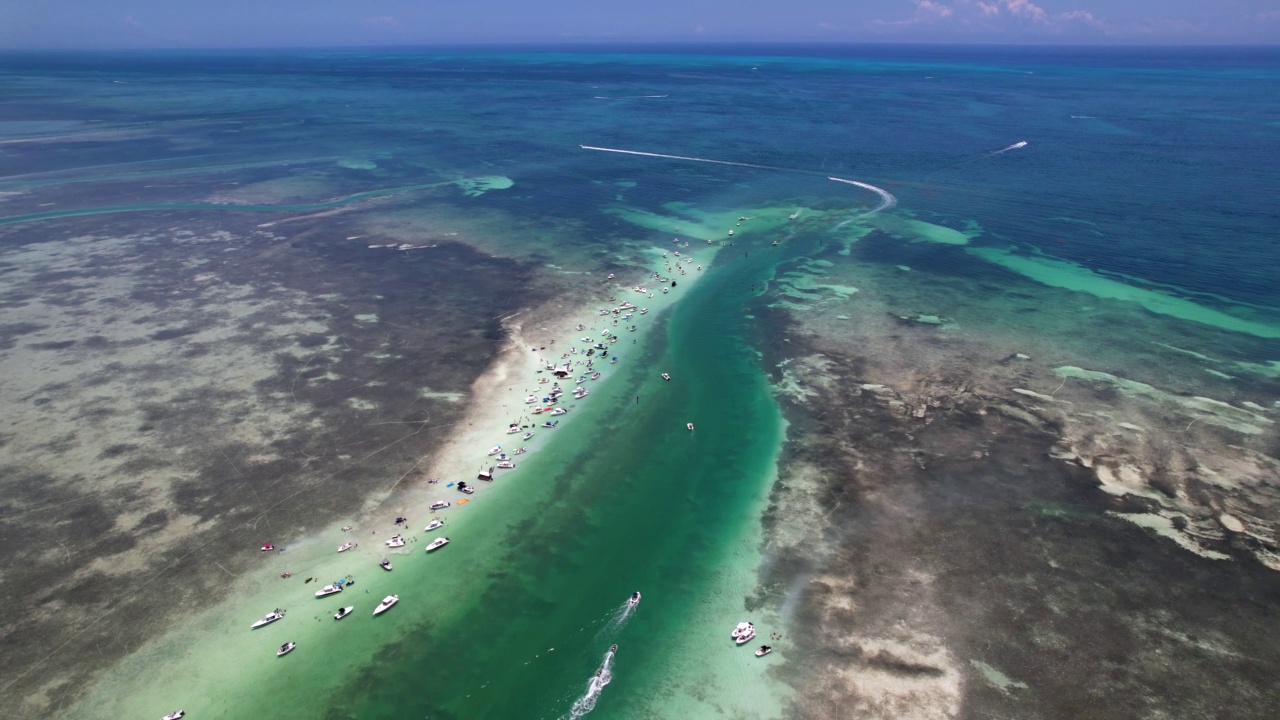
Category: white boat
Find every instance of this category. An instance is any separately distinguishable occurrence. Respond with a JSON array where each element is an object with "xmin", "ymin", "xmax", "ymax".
[
  {"xmin": 251, "ymin": 609, "xmax": 285, "ymax": 629},
  {"xmin": 755, "ymin": 645, "xmax": 773, "ymax": 657},
  {"xmin": 661, "ymin": 373, "xmax": 671, "ymax": 381},
  {"xmin": 590, "ymin": 373, "xmax": 601, "ymax": 380},
  {"xmin": 731, "ymin": 622, "xmax": 754, "ymax": 640},
  {"xmin": 337, "ymin": 542, "xmax": 355, "ymax": 553},
  {"xmin": 523, "ymin": 431, "xmax": 534, "ymax": 440},
  {"xmin": 507, "ymin": 425, "xmax": 522, "ymax": 434},
  {"xmin": 628, "ymin": 591, "xmax": 641, "ymax": 606},
  {"xmin": 334, "ymin": 606, "xmax": 354, "ymax": 620},
  {"xmin": 373, "ymin": 595, "xmax": 399, "ymax": 616},
  {"xmin": 456, "ymin": 482, "xmax": 474, "ymax": 495},
  {"xmin": 161, "ymin": 711, "xmax": 185, "ymax": 720},
  {"xmin": 314, "ymin": 582, "xmax": 344, "ymax": 597},
  {"xmin": 425, "ymin": 518, "xmax": 444, "ymax": 531},
  {"xmin": 425, "ymin": 537, "xmax": 450, "ymax": 552},
  {"xmin": 687, "ymin": 422, "xmax": 694, "ymax": 431},
  {"xmin": 379, "ymin": 559, "xmax": 393, "ymax": 571},
  {"xmin": 736, "ymin": 628, "xmax": 756, "ymax": 644},
  {"xmin": 524, "ymin": 395, "xmax": 538, "ymax": 404},
  {"xmin": 385, "ymin": 535, "xmax": 406, "ymax": 548},
  {"xmin": 430, "ymin": 500, "xmax": 451, "ymax": 511},
  {"xmin": 487, "ymin": 445, "xmax": 502, "ymax": 455},
  {"xmin": 551, "ymin": 408, "xmax": 567, "ymax": 416},
  {"xmin": 640, "ymin": 308, "xmax": 648, "ymax": 315},
  {"xmin": 573, "ymin": 390, "xmax": 588, "ymax": 400},
  {"xmin": 542, "ymin": 420, "xmax": 559, "ymax": 428},
  {"xmin": 513, "ymin": 447, "xmax": 527, "ymax": 455},
  {"xmin": 496, "ymin": 460, "xmax": 515, "ymax": 469},
  {"xmin": 276, "ymin": 642, "xmax": 296, "ymax": 657}
]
